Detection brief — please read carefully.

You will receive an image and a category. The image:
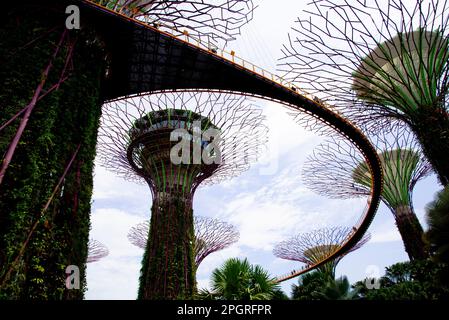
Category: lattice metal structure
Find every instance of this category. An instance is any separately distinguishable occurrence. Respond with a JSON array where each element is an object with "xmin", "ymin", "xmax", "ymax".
[
  {"xmin": 279, "ymin": 0, "xmax": 449, "ymax": 185},
  {"xmin": 303, "ymin": 125, "xmax": 432, "ymax": 260},
  {"xmin": 1, "ymin": 0, "xmax": 386, "ymax": 297},
  {"xmin": 87, "ymin": 240, "xmax": 109, "ymax": 263},
  {"xmin": 128, "ymin": 221, "xmax": 150, "ymax": 250},
  {"xmin": 92, "ymin": 0, "xmax": 255, "ymax": 46},
  {"xmin": 98, "ymin": 91, "xmax": 265, "ymax": 299},
  {"xmin": 273, "ymin": 227, "xmax": 371, "ymax": 278},
  {"xmin": 128, "ymin": 216, "xmax": 239, "ymax": 267}
]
